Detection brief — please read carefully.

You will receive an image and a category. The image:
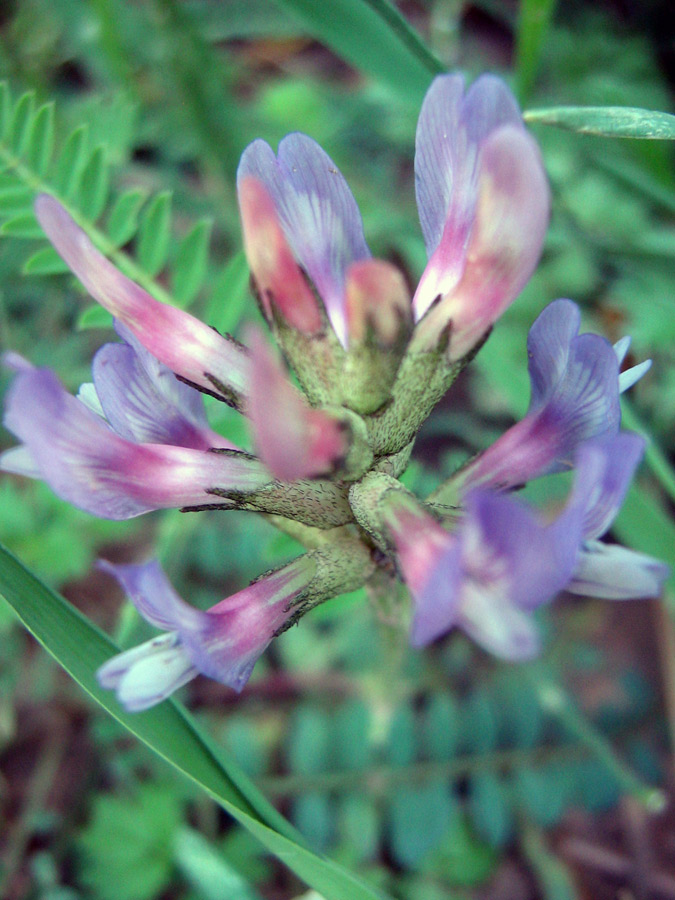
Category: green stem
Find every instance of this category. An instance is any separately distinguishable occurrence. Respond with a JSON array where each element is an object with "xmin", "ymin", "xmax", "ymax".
[
  {"xmin": 255, "ymin": 726, "xmax": 650, "ymax": 799},
  {"xmin": 535, "ymin": 679, "xmax": 665, "ymax": 813}
]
